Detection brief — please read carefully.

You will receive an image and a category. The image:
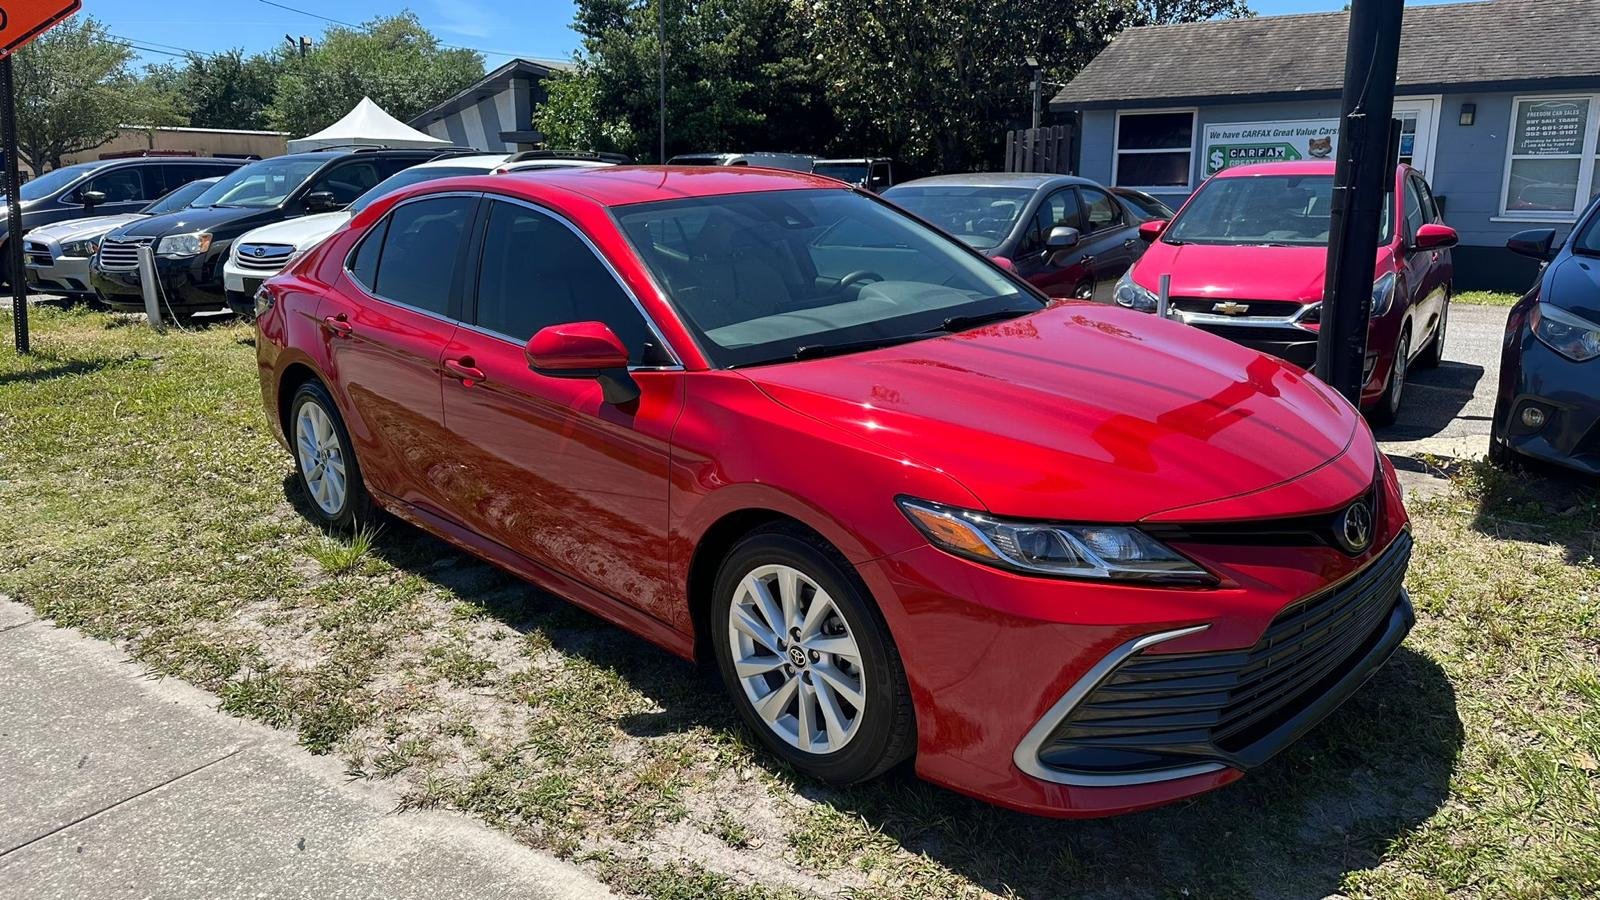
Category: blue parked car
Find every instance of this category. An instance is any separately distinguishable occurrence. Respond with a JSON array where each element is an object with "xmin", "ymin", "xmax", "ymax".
[{"xmin": 1492, "ymin": 195, "xmax": 1600, "ymax": 476}]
